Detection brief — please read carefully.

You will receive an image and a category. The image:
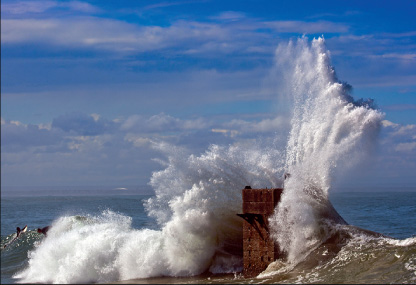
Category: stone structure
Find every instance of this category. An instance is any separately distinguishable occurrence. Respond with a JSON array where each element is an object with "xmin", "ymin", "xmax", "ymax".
[{"xmin": 237, "ymin": 186, "xmax": 283, "ymax": 278}]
